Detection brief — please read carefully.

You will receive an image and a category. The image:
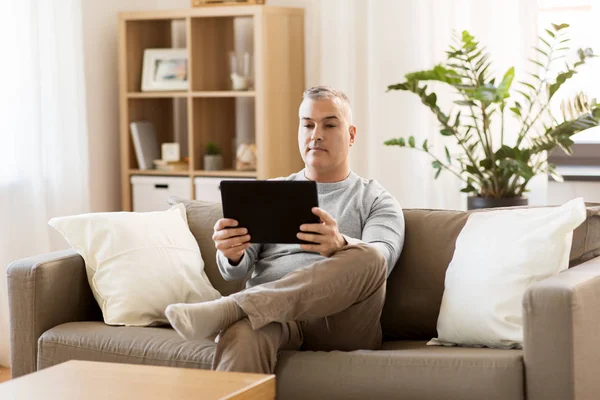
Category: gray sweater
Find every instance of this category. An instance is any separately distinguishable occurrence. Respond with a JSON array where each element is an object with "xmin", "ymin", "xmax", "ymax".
[{"xmin": 217, "ymin": 170, "xmax": 405, "ymax": 288}]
